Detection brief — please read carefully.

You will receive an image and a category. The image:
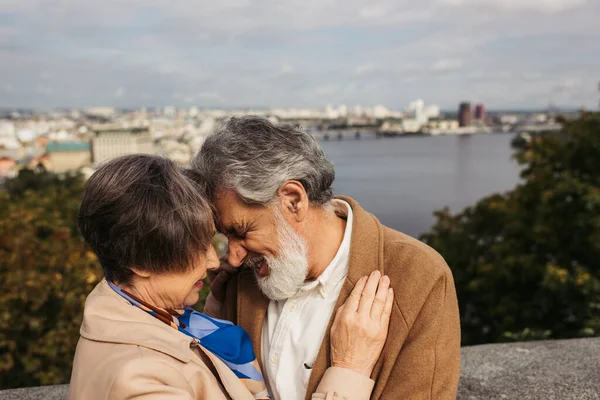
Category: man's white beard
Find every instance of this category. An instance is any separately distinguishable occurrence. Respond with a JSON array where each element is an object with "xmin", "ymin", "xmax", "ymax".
[{"xmin": 255, "ymin": 207, "xmax": 309, "ymax": 301}]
